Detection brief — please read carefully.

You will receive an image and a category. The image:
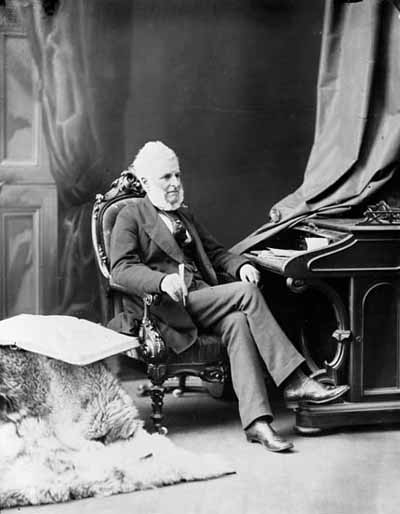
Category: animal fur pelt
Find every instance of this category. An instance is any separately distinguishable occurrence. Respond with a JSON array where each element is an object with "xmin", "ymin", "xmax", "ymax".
[{"xmin": 0, "ymin": 348, "xmax": 233, "ymax": 509}]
